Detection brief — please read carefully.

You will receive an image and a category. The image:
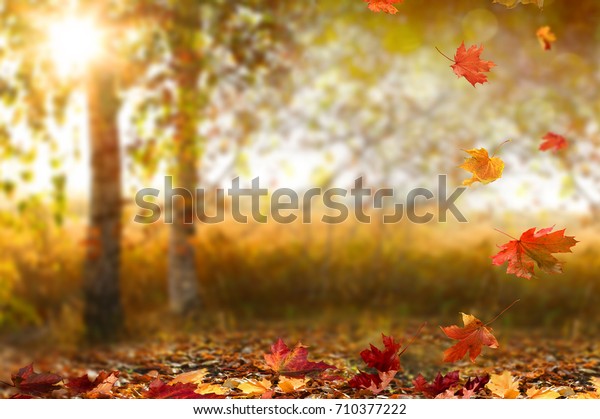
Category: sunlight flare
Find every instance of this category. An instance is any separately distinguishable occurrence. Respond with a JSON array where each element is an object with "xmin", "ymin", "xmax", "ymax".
[{"xmin": 47, "ymin": 17, "xmax": 102, "ymax": 76}]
